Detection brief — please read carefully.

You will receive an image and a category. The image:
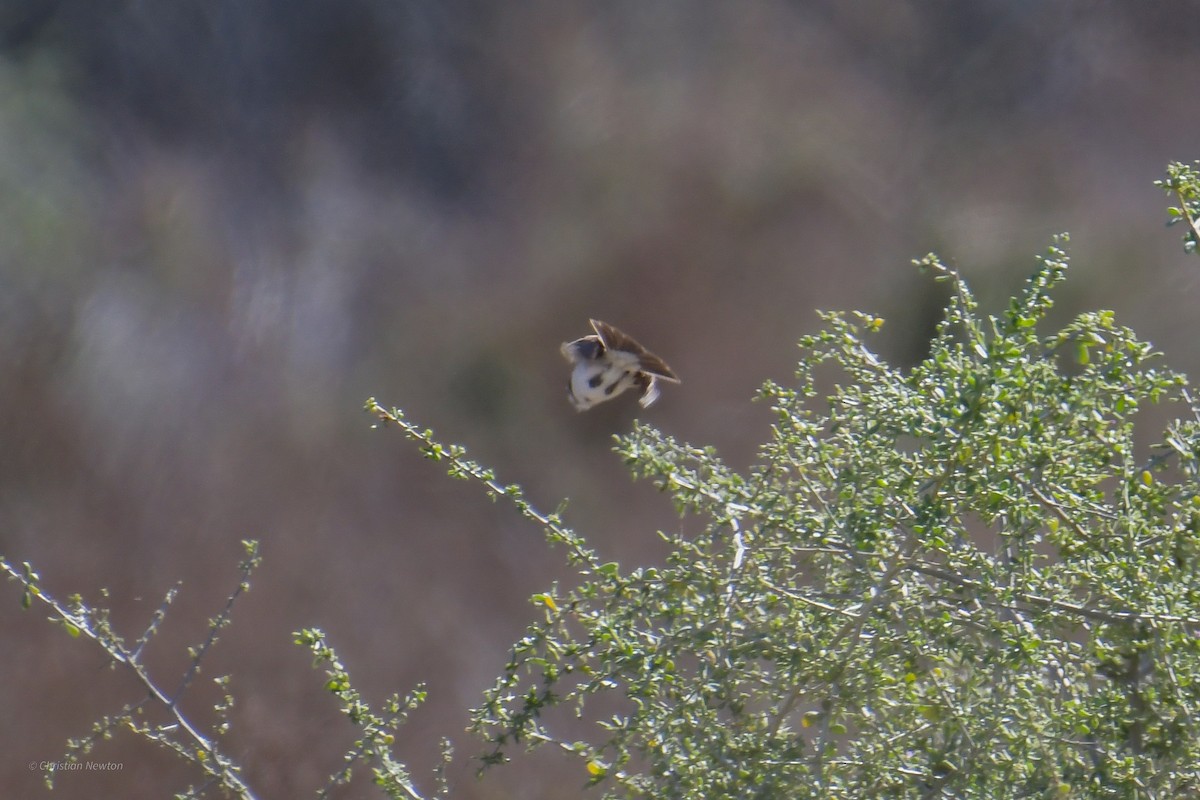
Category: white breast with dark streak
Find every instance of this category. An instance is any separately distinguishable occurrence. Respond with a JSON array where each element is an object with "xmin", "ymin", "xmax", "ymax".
[{"xmin": 568, "ymin": 350, "xmax": 641, "ymax": 409}]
